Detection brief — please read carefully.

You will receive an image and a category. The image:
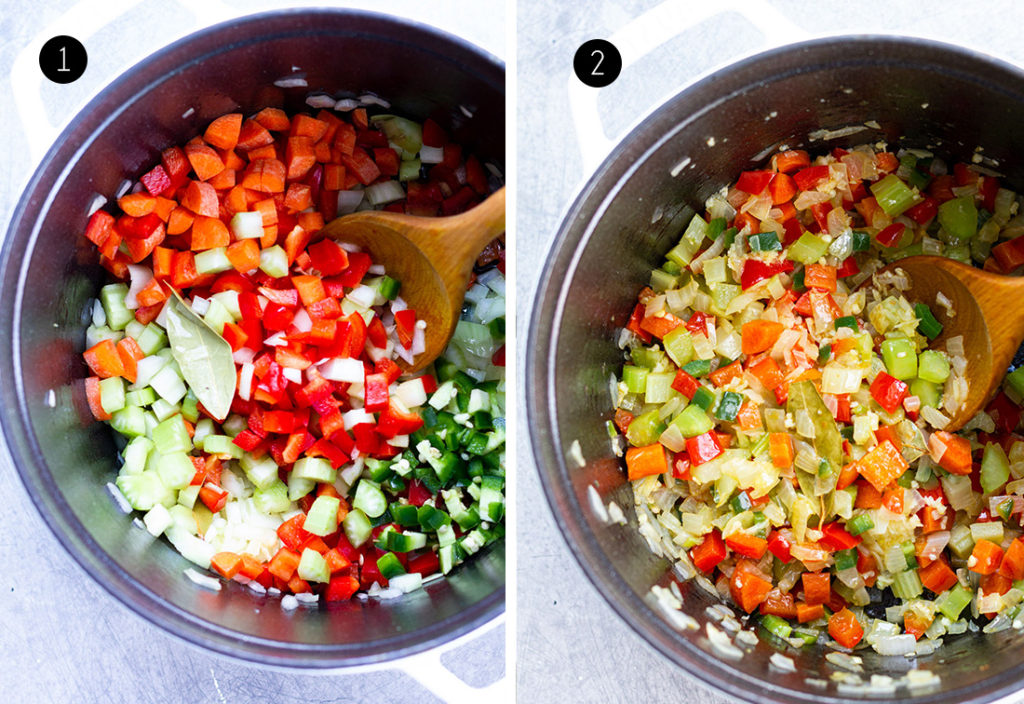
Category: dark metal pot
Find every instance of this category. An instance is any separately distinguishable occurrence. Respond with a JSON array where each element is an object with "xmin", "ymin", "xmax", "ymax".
[
  {"xmin": 528, "ymin": 36, "xmax": 1024, "ymax": 703},
  {"xmin": 0, "ymin": 9, "xmax": 504, "ymax": 667}
]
